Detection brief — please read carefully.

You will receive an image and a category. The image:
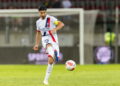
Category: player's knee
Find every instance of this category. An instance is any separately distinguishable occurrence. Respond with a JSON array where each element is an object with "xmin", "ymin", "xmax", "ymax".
[
  {"xmin": 48, "ymin": 58, "xmax": 54, "ymax": 64},
  {"xmin": 46, "ymin": 43, "xmax": 52, "ymax": 48},
  {"xmin": 49, "ymin": 61, "xmax": 54, "ymax": 64},
  {"xmin": 47, "ymin": 44, "xmax": 54, "ymax": 58}
]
